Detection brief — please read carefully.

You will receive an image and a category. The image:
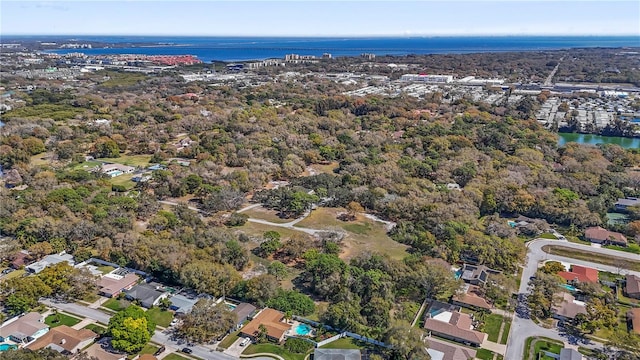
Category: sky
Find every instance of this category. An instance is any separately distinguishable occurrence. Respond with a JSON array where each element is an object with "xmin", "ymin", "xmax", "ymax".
[{"xmin": 2, "ymin": 0, "xmax": 639, "ymax": 37}]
